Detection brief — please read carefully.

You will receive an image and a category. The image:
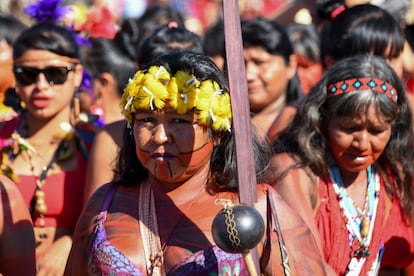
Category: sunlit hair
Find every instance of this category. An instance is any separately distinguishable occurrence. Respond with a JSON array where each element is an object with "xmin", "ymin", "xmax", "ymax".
[{"xmin": 120, "ymin": 65, "xmax": 232, "ymax": 133}]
